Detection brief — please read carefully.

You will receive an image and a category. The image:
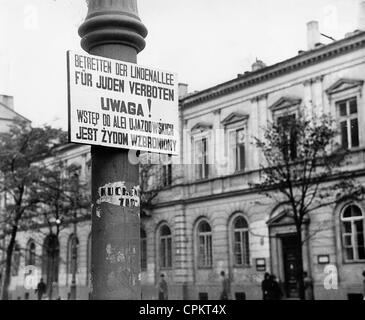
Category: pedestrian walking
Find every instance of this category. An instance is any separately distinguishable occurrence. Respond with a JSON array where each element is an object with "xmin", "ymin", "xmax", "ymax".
[
  {"xmin": 35, "ymin": 278, "xmax": 47, "ymax": 300},
  {"xmin": 219, "ymin": 271, "xmax": 231, "ymax": 300},
  {"xmin": 303, "ymin": 271, "xmax": 314, "ymax": 300},
  {"xmin": 261, "ymin": 272, "xmax": 271, "ymax": 300},
  {"xmin": 157, "ymin": 274, "xmax": 168, "ymax": 300},
  {"xmin": 268, "ymin": 274, "xmax": 282, "ymax": 300}
]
